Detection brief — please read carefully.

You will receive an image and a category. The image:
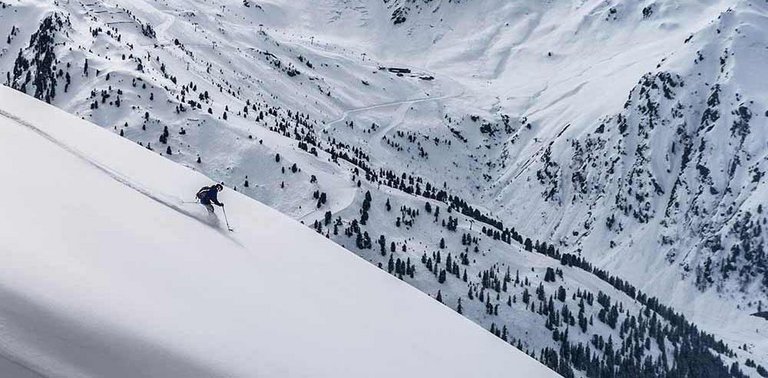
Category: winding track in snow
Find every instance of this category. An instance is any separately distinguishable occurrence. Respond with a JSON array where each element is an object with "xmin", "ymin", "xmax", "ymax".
[
  {"xmin": 368, "ymin": 100, "xmax": 413, "ymax": 162},
  {"xmin": 321, "ymin": 89, "xmax": 464, "ymax": 133}
]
